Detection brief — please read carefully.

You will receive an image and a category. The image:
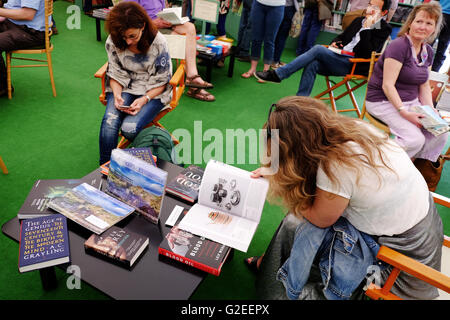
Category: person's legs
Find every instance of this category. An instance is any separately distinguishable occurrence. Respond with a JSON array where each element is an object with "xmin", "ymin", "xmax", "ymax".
[
  {"xmin": 432, "ymin": 12, "xmax": 450, "ymax": 72},
  {"xmin": 216, "ymin": 12, "xmax": 228, "ymax": 36},
  {"xmin": 303, "ymin": 7, "xmax": 321, "ymax": 53},
  {"xmin": 273, "ymin": 5, "xmax": 296, "ymax": 64},
  {"xmin": 236, "ymin": 0, "xmax": 253, "ymax": 58},
  {"xmin": 243, "ymin": 0, "xmax": 266, "ymax": 76},
  {"xmin": 261, "ymin": 4, "xmax": 285, "ymax": 67},
  {"xmin": 296, "ymin": 8, "xmax": 313, "ymax": 56}
]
